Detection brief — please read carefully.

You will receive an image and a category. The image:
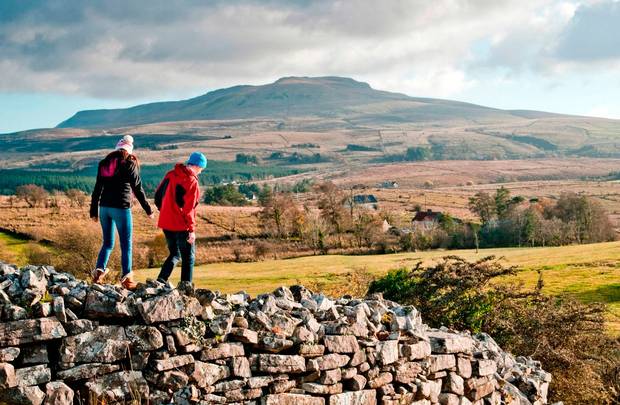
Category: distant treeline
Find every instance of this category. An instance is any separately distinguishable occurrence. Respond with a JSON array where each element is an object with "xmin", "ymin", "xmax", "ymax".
[
  {"xmin": 0, "ymin": 160, "xmax": 302, "ymax": 195},
  {"xmin": 0, "ymin": 133, "xmax": 214, "ymax": 154}
]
